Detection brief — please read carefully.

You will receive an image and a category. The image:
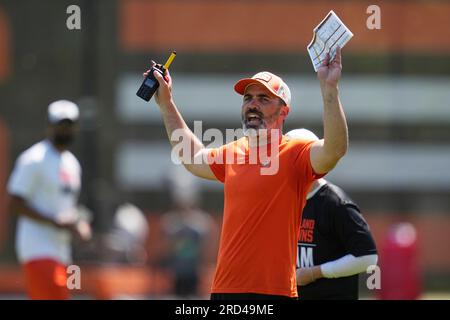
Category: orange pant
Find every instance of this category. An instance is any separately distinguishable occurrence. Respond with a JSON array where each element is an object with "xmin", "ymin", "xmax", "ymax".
[{"xmin": 23, "ymin": 258, "xmax": 69, "ymax": 300}]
